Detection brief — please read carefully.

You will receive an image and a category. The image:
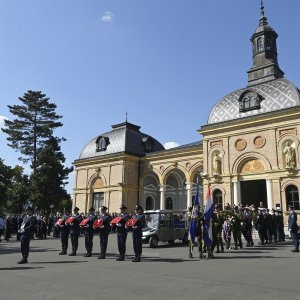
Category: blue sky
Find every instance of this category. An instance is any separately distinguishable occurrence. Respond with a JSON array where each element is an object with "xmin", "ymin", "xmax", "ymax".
[{"xmin": 0, "ymin": 0, "xmax": 299, "ymax": 193}]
